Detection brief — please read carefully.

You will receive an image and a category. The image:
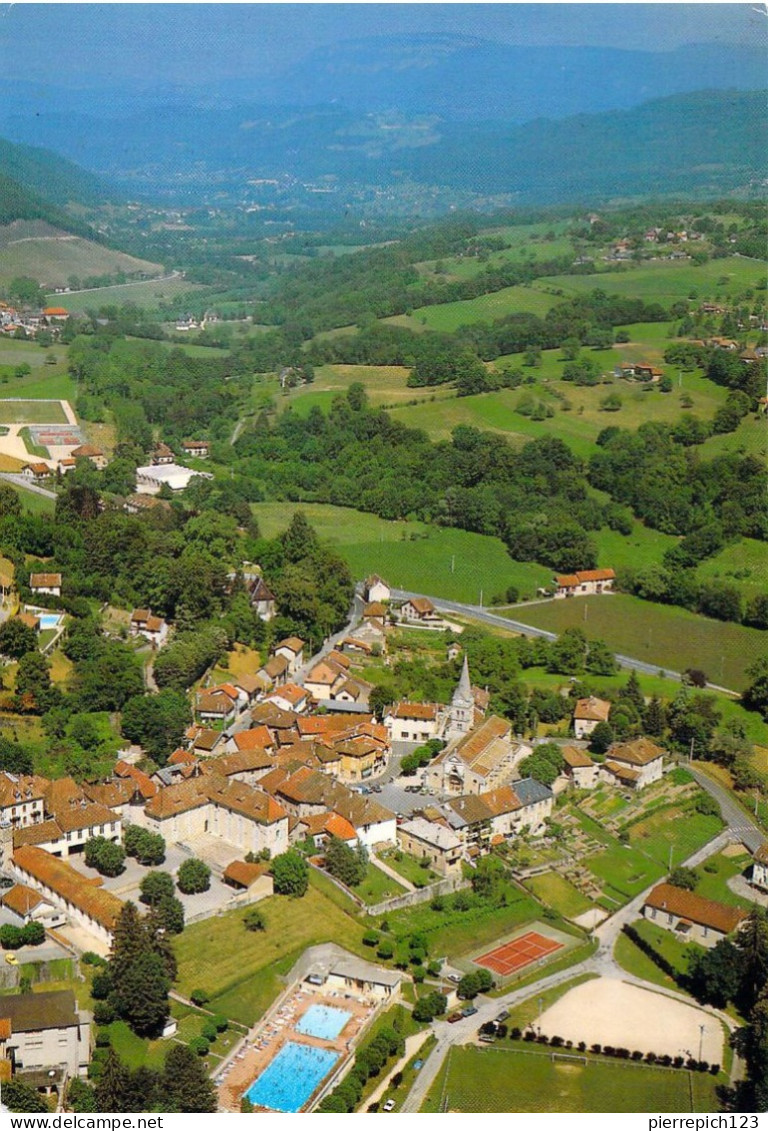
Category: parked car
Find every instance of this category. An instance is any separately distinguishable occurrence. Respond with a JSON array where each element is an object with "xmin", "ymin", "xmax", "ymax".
[
  {"xmin": 447, "ymin": 973, "xmax": 461, "ymax": 984},
  {"xmin": 383, "ymin": 1099, "xmax": 396, "ymax": 1112},
  {"xmin": 461, "ymin": 1006, "xmax": 478, "ymax": 1018},
  {"xmin": 447, "ymin": 1011, "xmax": 464, "ymax": 1024},
  {"xmin": 494, "ymin": 1010, "xmax": 510, "ymax": 1024},
  {"xmin": 412, "ymin": 1059, "xmax": 424, "ymax": 1071}
]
